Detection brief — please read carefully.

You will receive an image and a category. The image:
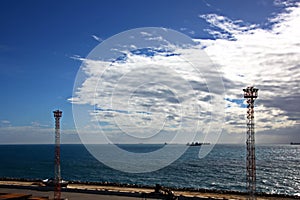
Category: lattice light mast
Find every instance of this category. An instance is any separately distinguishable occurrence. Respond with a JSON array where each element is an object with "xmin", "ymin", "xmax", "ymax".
[
  {"xmin": 53, "ymin": 110, "xmax": 62, "ymax": 200},
  {"xmin": 243, "ymin": 87, "xmax": 258, "ymax": 200}
]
